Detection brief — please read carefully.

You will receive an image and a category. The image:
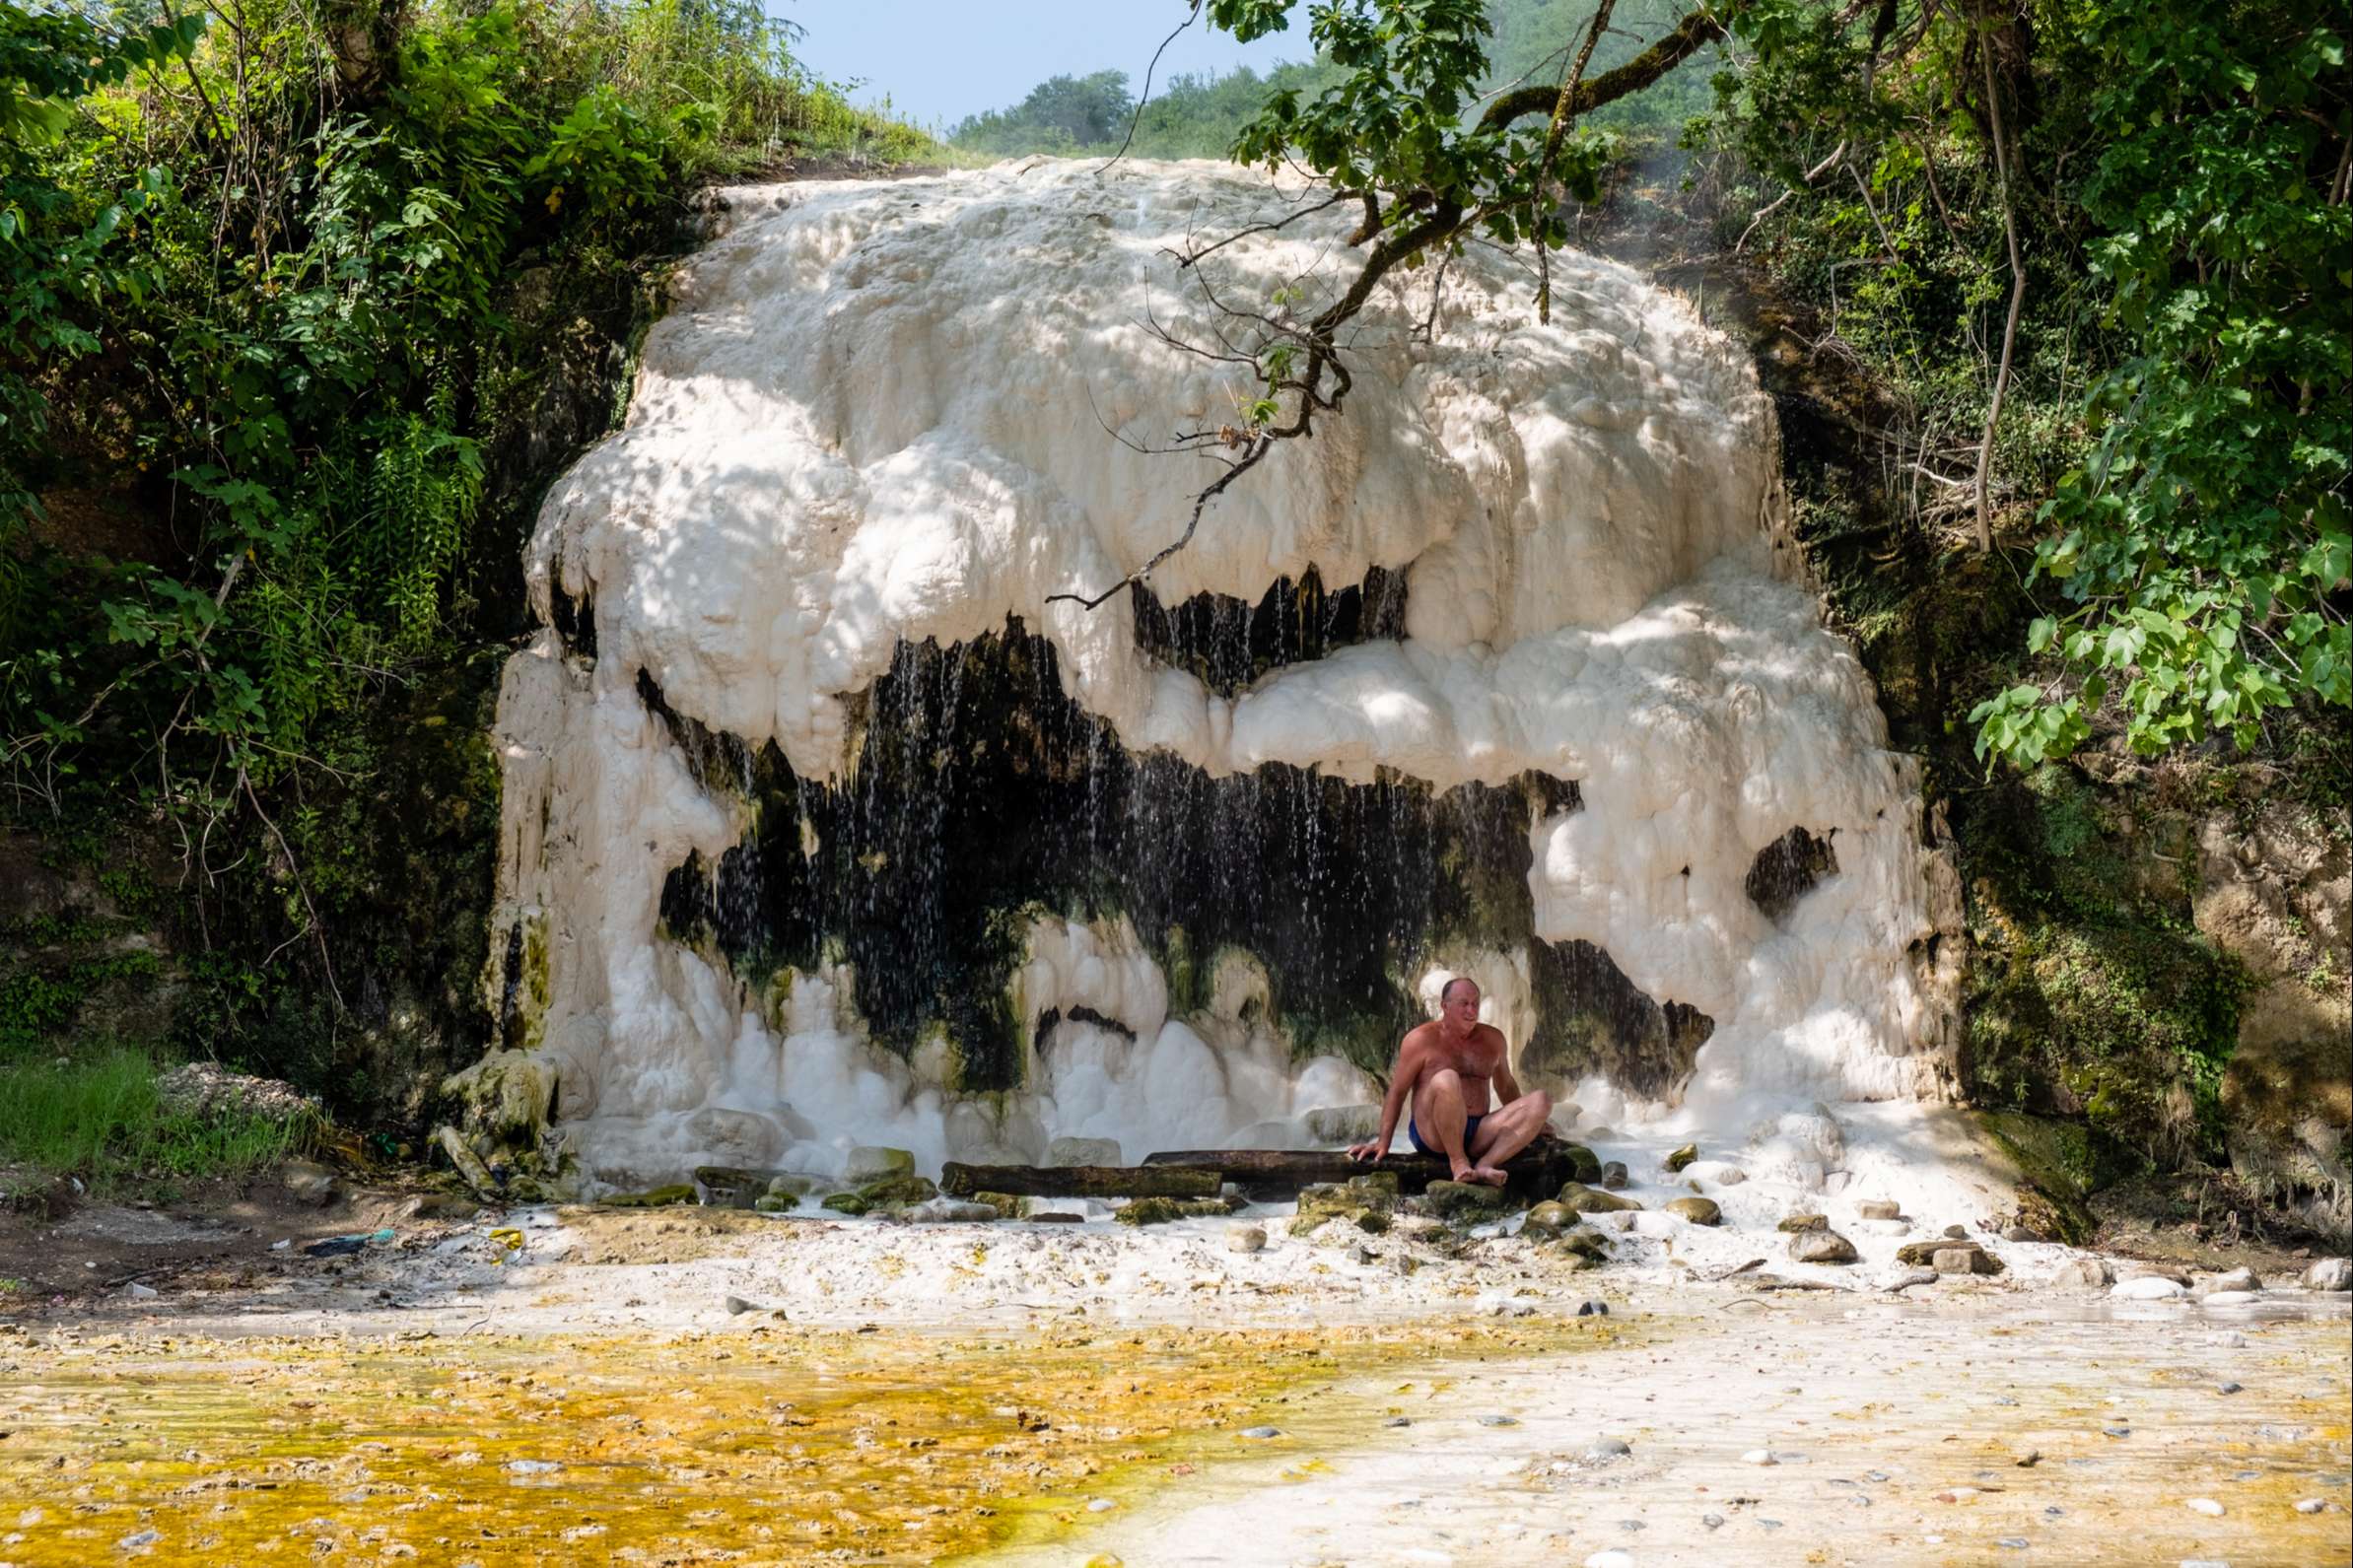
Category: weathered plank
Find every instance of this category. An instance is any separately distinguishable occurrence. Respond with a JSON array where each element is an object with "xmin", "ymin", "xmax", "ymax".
[
  {"xmin": 937, "ymin": 1162, "xmax": 1222, "ymax": 1199},
  {"xmin": 1141, "ymin": 1137, "xmax": 1575, "ymax": 1199}
]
